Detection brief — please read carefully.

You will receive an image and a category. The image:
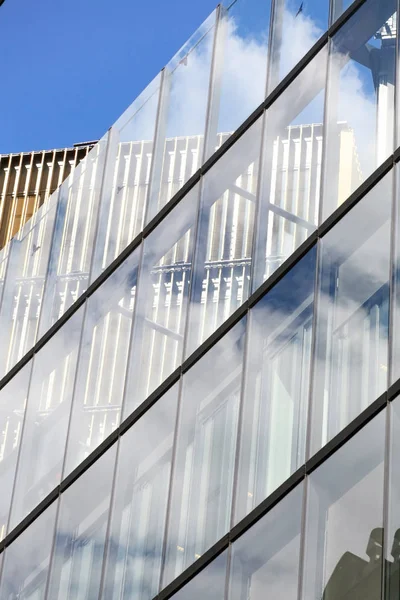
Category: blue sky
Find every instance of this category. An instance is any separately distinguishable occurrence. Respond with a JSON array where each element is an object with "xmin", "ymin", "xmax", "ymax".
[{"xmin": 0, "ymin": 0, "xmax": 217, "ymax": 153}]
